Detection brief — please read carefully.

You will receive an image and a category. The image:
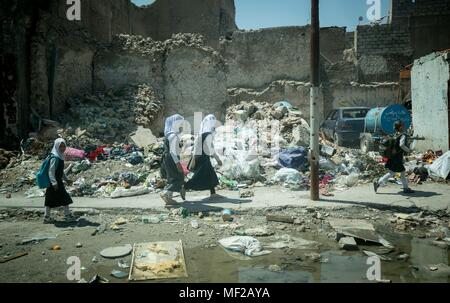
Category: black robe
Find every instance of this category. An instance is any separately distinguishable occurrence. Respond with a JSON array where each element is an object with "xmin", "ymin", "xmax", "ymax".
[
  {"xmin": 385, "ymin": 134, "xmax": 406, "ymax": 173},
  {"xmin": 45, "ymin": 157, "xmax": 73, "ymax": 208},
  {"xmin": 185, "ymin": 132, "xmax": 219, "ymax": 191},
  {"xmin": 161, "ymin": 135, "xmax": 184, "ymax": 193}
]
